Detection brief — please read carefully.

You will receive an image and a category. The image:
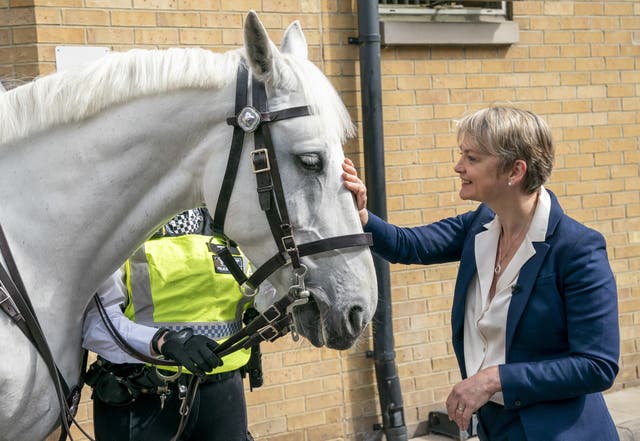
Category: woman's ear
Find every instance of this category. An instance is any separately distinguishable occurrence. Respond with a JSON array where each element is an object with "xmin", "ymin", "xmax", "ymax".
[{"xmin": 509, "ymin": 159, "xmax": 528, "ymax": 186}]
